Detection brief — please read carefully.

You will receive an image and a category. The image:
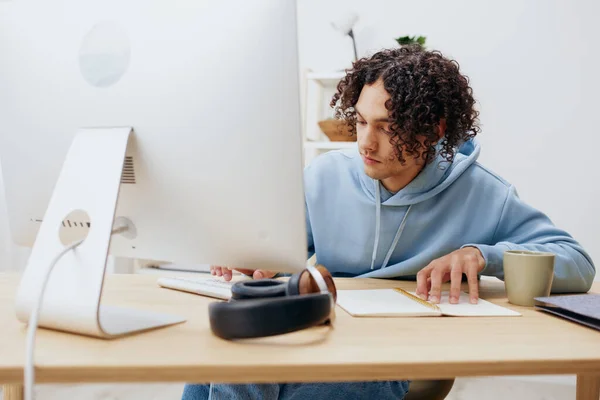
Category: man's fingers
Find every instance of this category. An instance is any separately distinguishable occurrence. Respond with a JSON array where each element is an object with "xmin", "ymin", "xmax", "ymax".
[
  {"xmin": 442, "ymin": 272, "xmax": 451, "ymax": 283},
  {"xmin": 210, "ymin": 267, "xmax": 277, "ymax": 281},
  {"xmin": 466, "ymin": 265, "xmax": 480, "ymax": 304},
  {"xmin": 449, "ymin": 262, "xmax": 463, "ymax": 304},
  {"xmin": 429, "ymin": 265, "xmax": 447, "ymax": 303},
  {"xmin": 253, "ymin": 270, "xmax": 277, "ymax": 280},
  {"xmin": 222, "ymin": 267, "xmax": 233, "ymax": 281},
  {"xmin": 233, "ymin": 268, "xmax": 256, "ymax": 276},
  {"xmin": 210, "ymin": 267, "xmax": 279, "ymax": 282},
  {"xmin": 253, "ymin": 270, "xmax": 265, "ymax": 279},
  {"xmin": 416, "ymin": 266, "xmax": 432, "ymax": 300},
  {"xmin": 210, "ymin": 266, "xmax": 236, "ymax": 281}
]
